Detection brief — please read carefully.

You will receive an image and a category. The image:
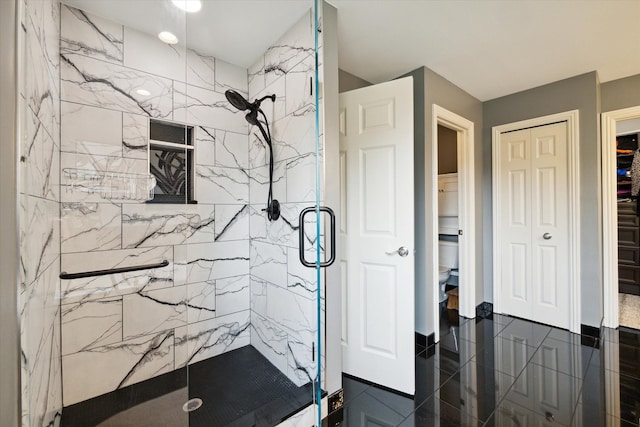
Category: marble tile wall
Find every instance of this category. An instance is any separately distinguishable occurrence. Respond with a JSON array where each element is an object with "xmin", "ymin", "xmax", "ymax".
[
  {"xmin": 248, "ymin": 10, "xmax": 325, "ymax": 387},
  {"xmin": 20, "ymin": 0, "xmax": 63, "ymax": 426},
  {"xmin": 58, "ymin": 5, "xmax": 252, "ymax": 406}
]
